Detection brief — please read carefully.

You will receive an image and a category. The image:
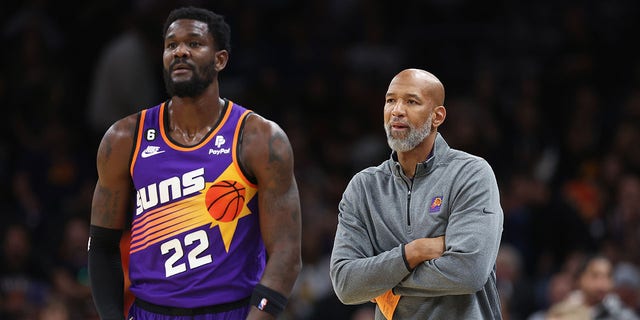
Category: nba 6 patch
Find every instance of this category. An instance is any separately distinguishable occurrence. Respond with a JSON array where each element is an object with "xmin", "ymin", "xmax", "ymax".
[{"xmin": 429, "ymin": 196, "xmax": 443, "ymax": 213}]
